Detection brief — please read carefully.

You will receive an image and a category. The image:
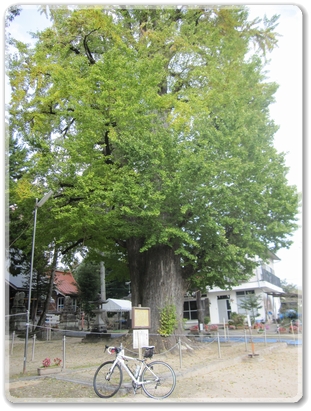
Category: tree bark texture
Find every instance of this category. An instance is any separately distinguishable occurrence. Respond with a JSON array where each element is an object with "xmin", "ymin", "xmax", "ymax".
[
  {"xmin": 196, "ymin": 290, "xmax": 205, "ymax": 326},
  {"xmin": 127, "ymin": 239, "xmax": 186, "ymax": 334},
  {"xmin": 36, "ymin": 247, "xmax": 58, "ymax": 329}
]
